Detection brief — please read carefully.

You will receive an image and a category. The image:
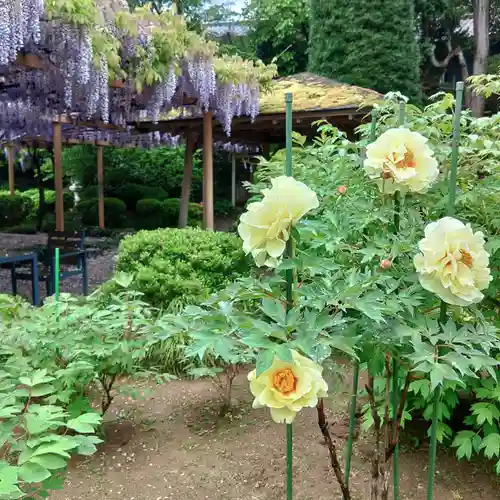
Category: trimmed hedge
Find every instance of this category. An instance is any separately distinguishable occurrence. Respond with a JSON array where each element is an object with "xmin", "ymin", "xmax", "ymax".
[
  {"xmin": 114, "ymin": 228, "xmax": 250, "ymax": 308},
  {"xmin": 135, "ymin": 198, "xmax": 203, "ymax": 229},
  {"xmin": 76, "ymin": 197, "xmax": 126, "ymax": 228},
  {"xmin": 21, "ymin": 189, "xmax": 74, "ymax": 218},
  {"xmin": 0, "ymin": 193, "xmax": 33, "ymax": 228},
  {"xmin": 109, "ymin": 183, "xmax": 169, "ymax": 209}
]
